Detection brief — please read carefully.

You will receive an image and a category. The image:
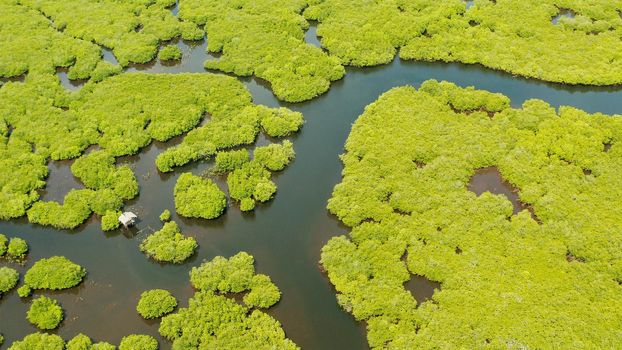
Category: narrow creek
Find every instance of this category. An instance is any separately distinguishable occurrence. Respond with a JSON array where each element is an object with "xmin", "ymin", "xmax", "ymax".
[{"xmin": 2, "ymin": 23, "xmax": 622, "ymax": 350}]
